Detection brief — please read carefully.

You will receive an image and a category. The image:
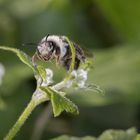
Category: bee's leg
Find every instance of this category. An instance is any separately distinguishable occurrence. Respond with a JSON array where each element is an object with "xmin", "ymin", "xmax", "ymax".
[
  {"xmin": 56, "ymin": 56, "xmax": 60, "ymax": 64},
  {"xmin": 54, "ymin": 56, "xmax": 59, "ymax": 69},
  {"xmin": 55, "ymin": 47, "xmax": 60, "ymax": 65}
]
